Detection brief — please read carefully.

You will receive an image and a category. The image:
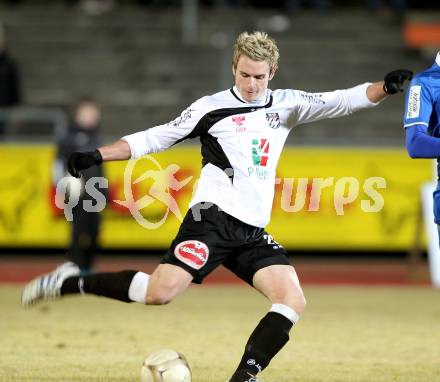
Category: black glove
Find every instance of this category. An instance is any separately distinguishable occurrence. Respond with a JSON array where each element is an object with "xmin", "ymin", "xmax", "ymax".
[
  {"xmin": 383, "ymin": 69, "xmax": 413, "ymax": 95},
  {"xmin": 67, "ymin": 149, "xmax": 103, "ymax": 178}
]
